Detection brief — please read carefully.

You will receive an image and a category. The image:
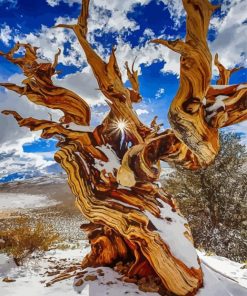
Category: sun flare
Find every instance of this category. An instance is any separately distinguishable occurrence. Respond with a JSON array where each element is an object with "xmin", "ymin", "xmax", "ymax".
[
  {"xmin": 117, "ymin": 120, "xmax": 127, "ymax": 132},
  {"xmin": 108, "ymin": 118, "xmax": 130, "ymax": 137}
]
